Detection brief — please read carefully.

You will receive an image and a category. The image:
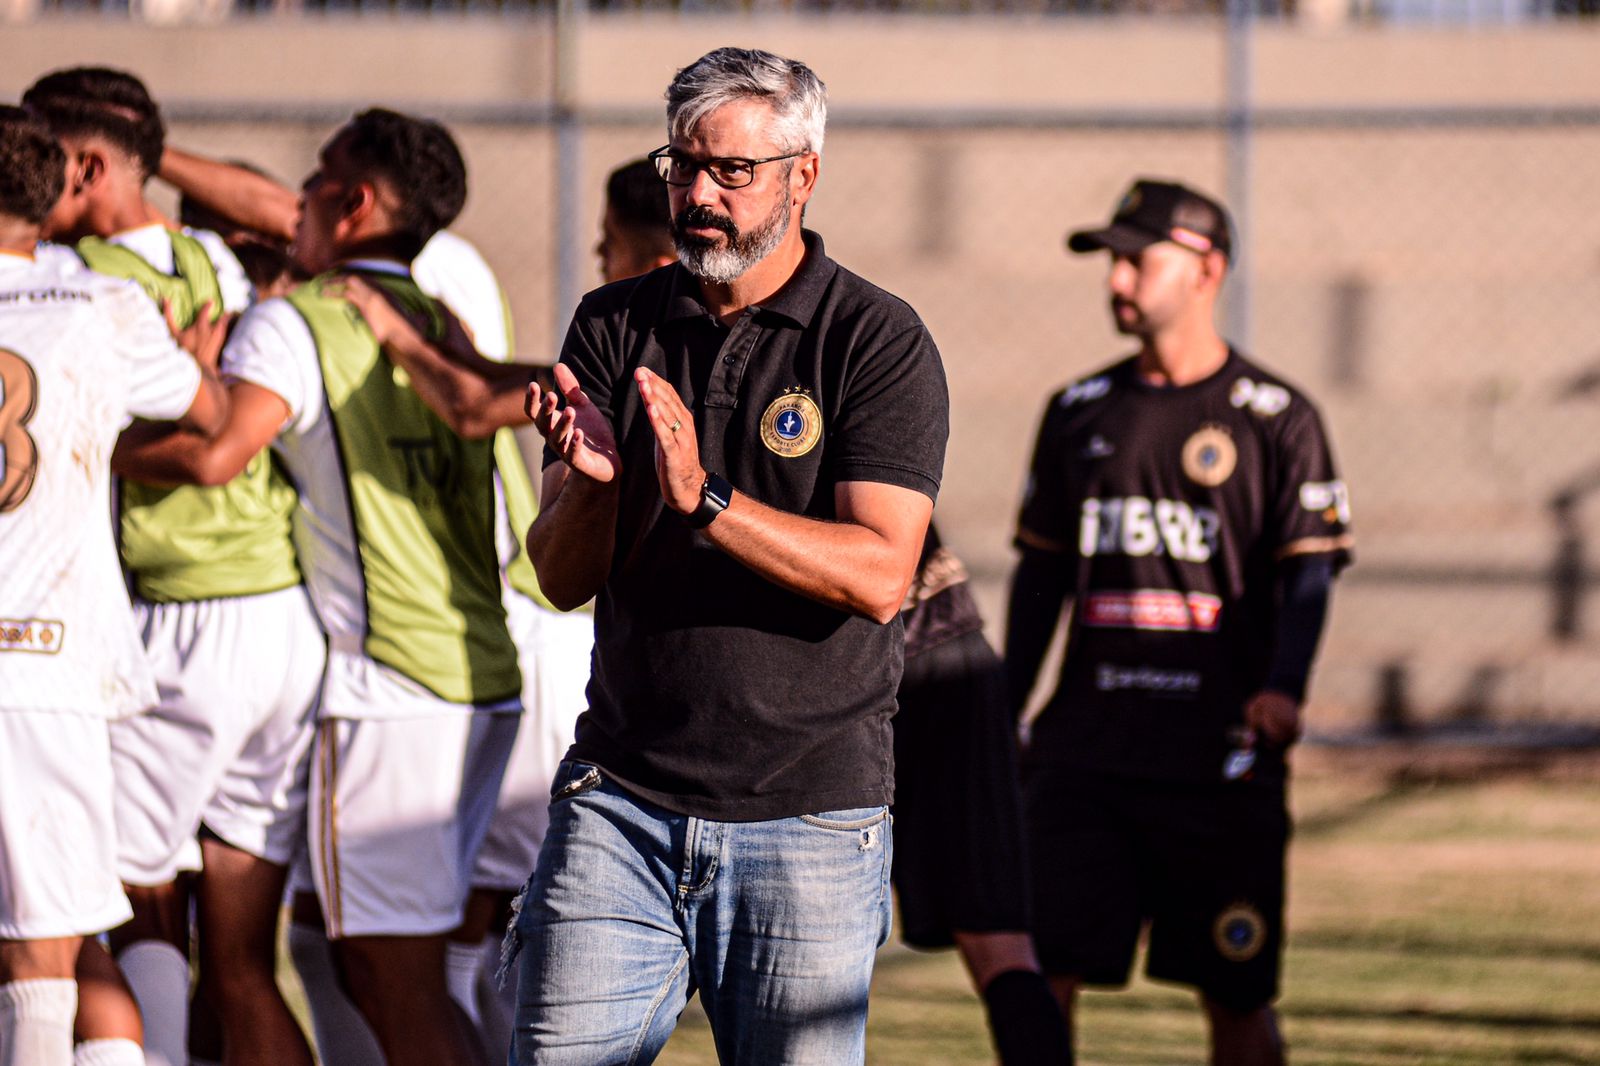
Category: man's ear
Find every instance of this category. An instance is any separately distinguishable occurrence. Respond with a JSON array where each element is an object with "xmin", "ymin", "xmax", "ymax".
[
  {"xmin": 790, "ymin": 151, "xmax": 820, "ymax": 210},
  {"xmin": 75, "ymin": 149, "xmax": 105, "ymax": 193},
  {"xmin": 340, "ymin": 180, "xmax": 380, "ymax": 231},
  {"xmin": 1200, "ymin": 249, "xmax": 1229, "ymax": 293}
]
